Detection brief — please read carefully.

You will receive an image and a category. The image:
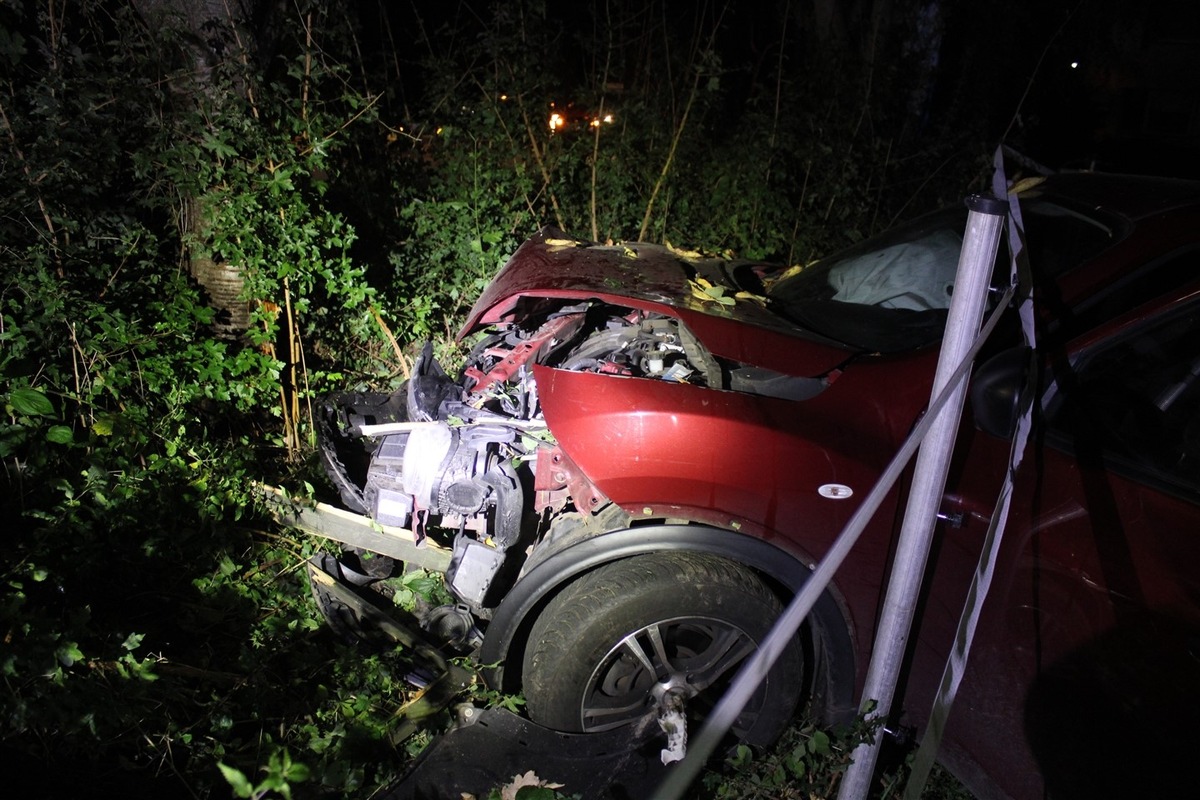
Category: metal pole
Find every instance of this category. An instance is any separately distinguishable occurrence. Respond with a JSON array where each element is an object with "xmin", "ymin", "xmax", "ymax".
[{"xmin": 837, "ymin": 195, "xmax": 1007, "ymax": 799}]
